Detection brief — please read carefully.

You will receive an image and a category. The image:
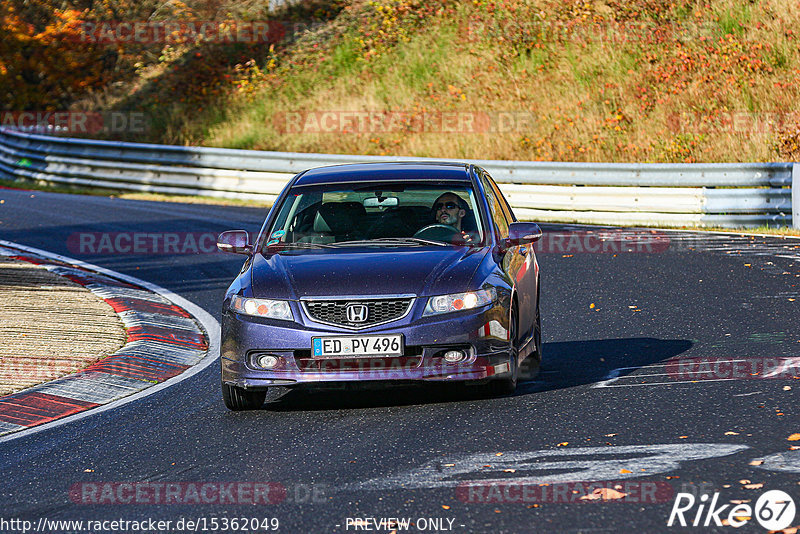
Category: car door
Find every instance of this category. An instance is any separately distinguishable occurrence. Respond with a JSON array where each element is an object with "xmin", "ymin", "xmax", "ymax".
[{"xmin": 480, "ymin": 170, "xmax": 537, "ymax": 347}]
